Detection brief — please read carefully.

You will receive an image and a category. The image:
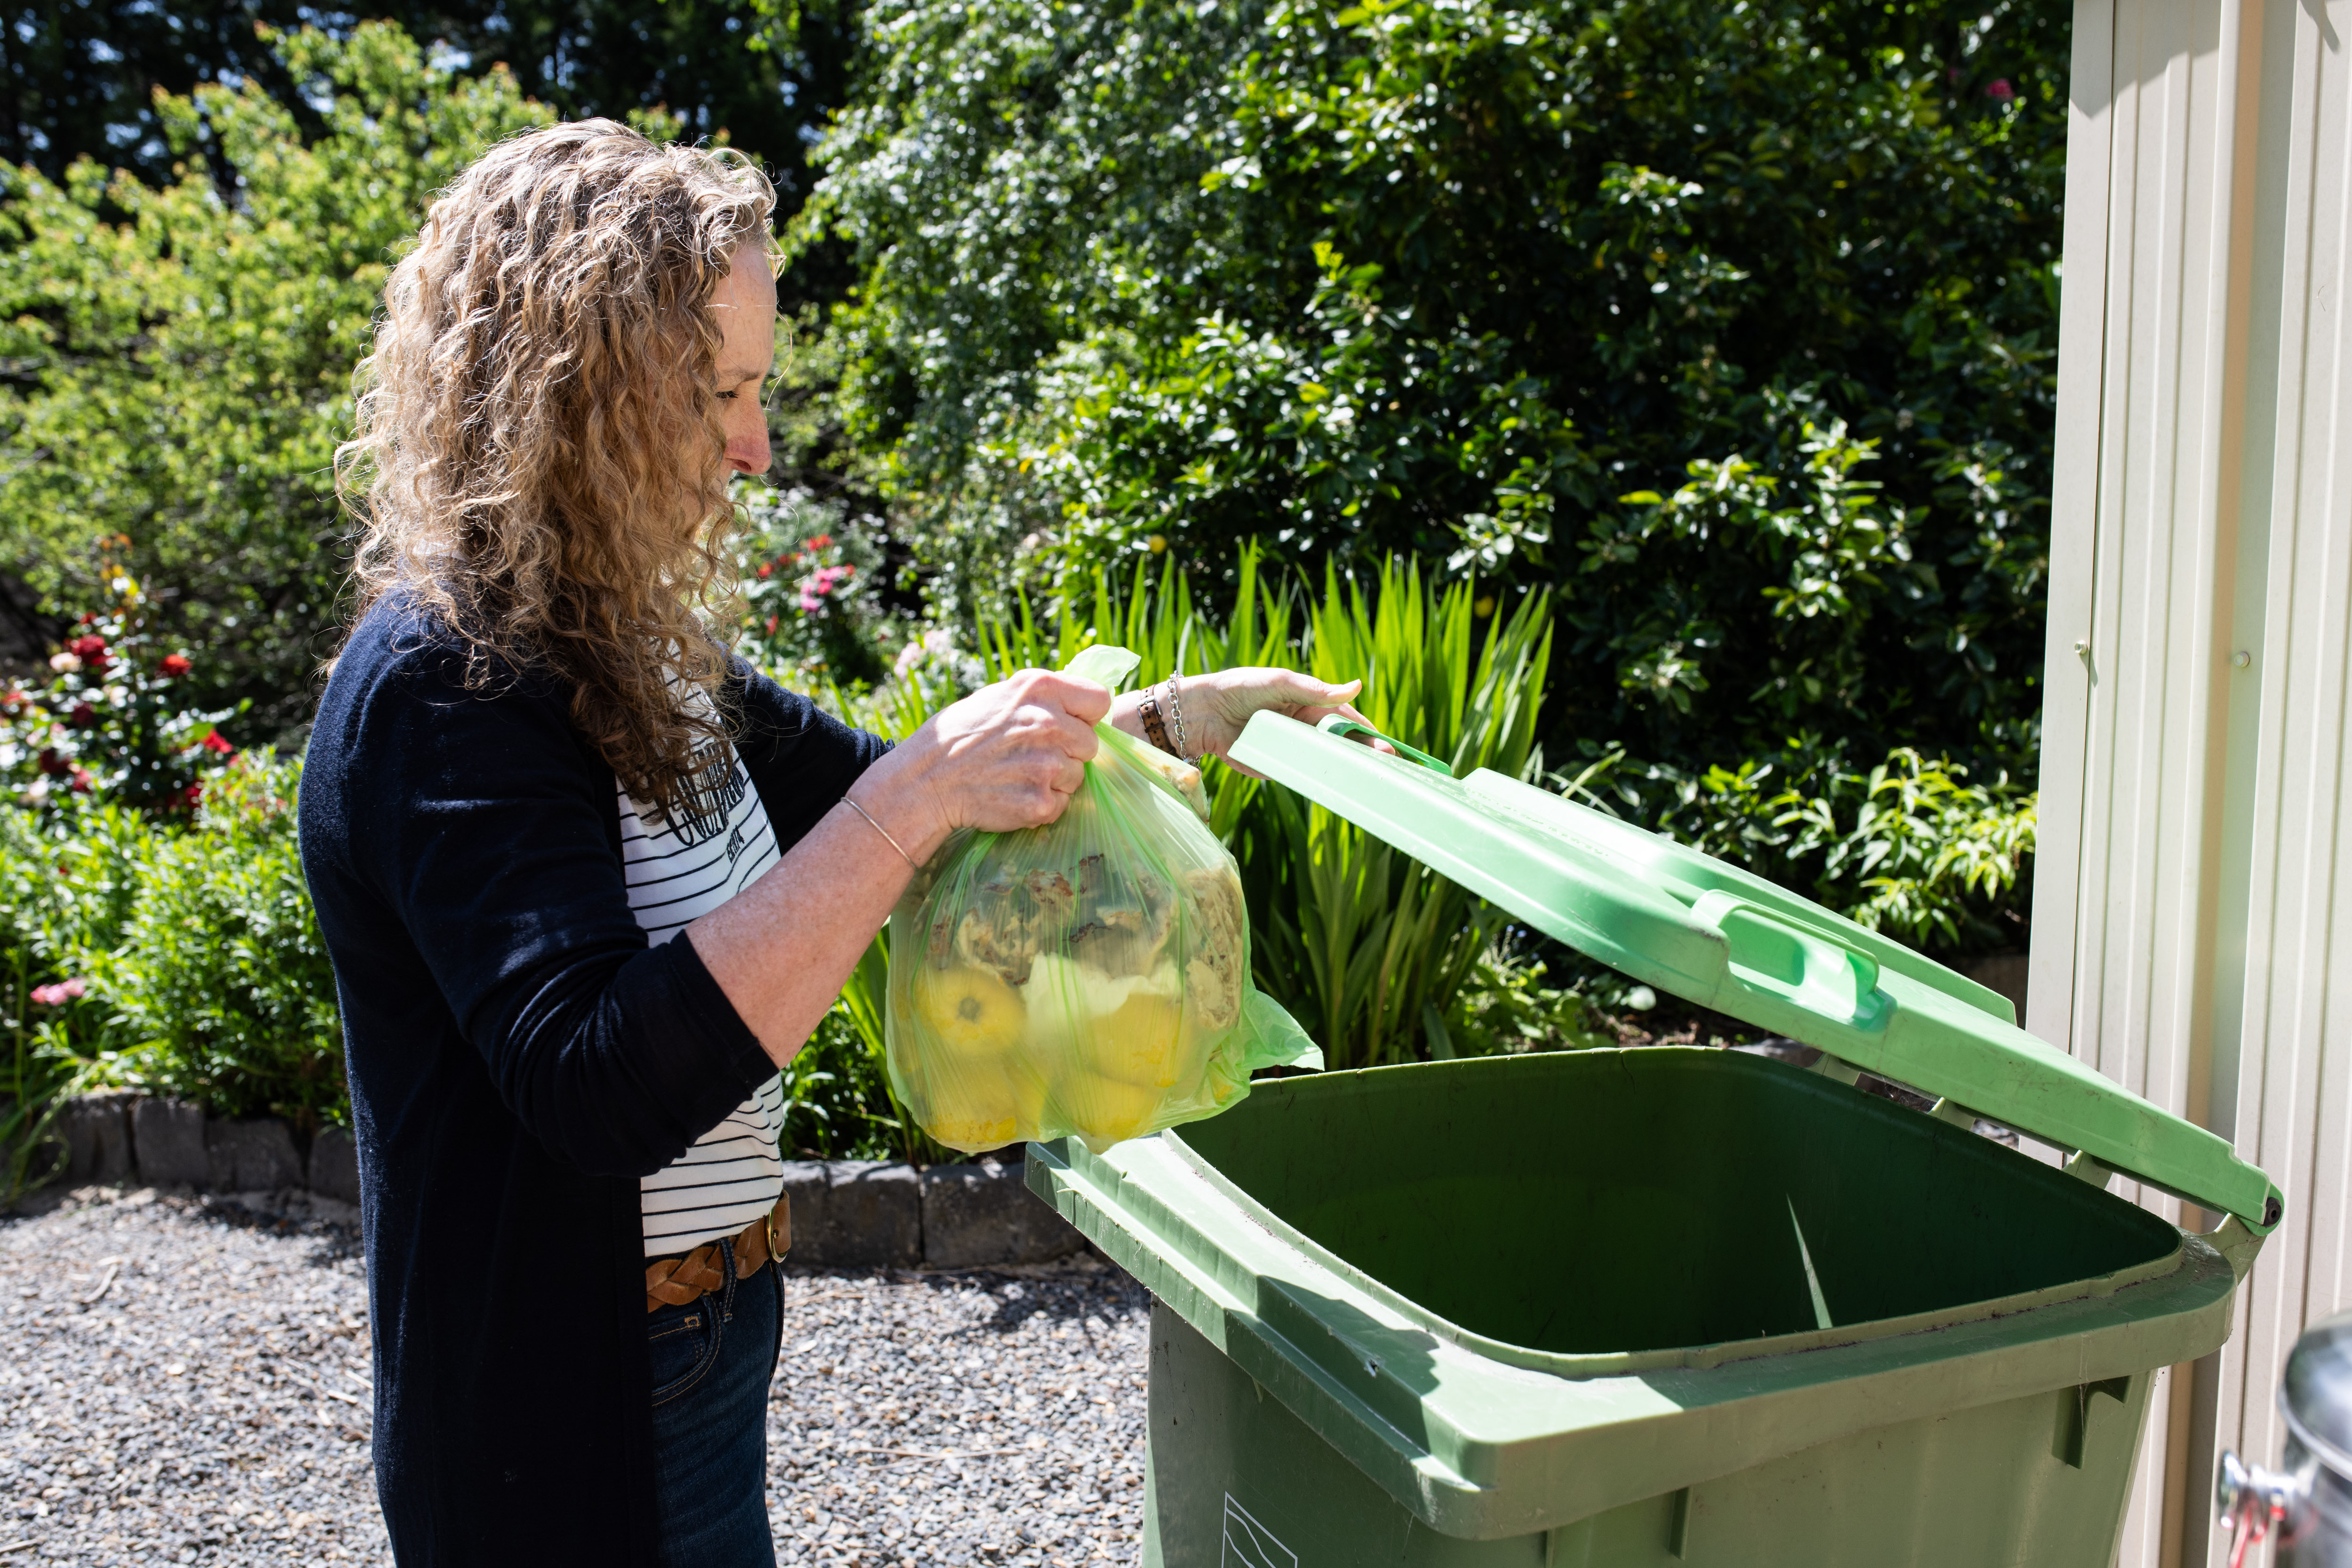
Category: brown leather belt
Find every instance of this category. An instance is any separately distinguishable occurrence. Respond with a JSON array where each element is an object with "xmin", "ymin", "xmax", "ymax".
[{"xmin": 644, "ymin": 1194, "xmax": 791, "ymax": 1313}]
